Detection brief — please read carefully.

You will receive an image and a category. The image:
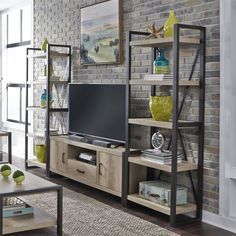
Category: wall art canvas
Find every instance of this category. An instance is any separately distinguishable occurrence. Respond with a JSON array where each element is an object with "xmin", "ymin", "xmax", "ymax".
[{"xmin": 80, "ymin": 0, "xmax": 121, "ymax": 65}]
